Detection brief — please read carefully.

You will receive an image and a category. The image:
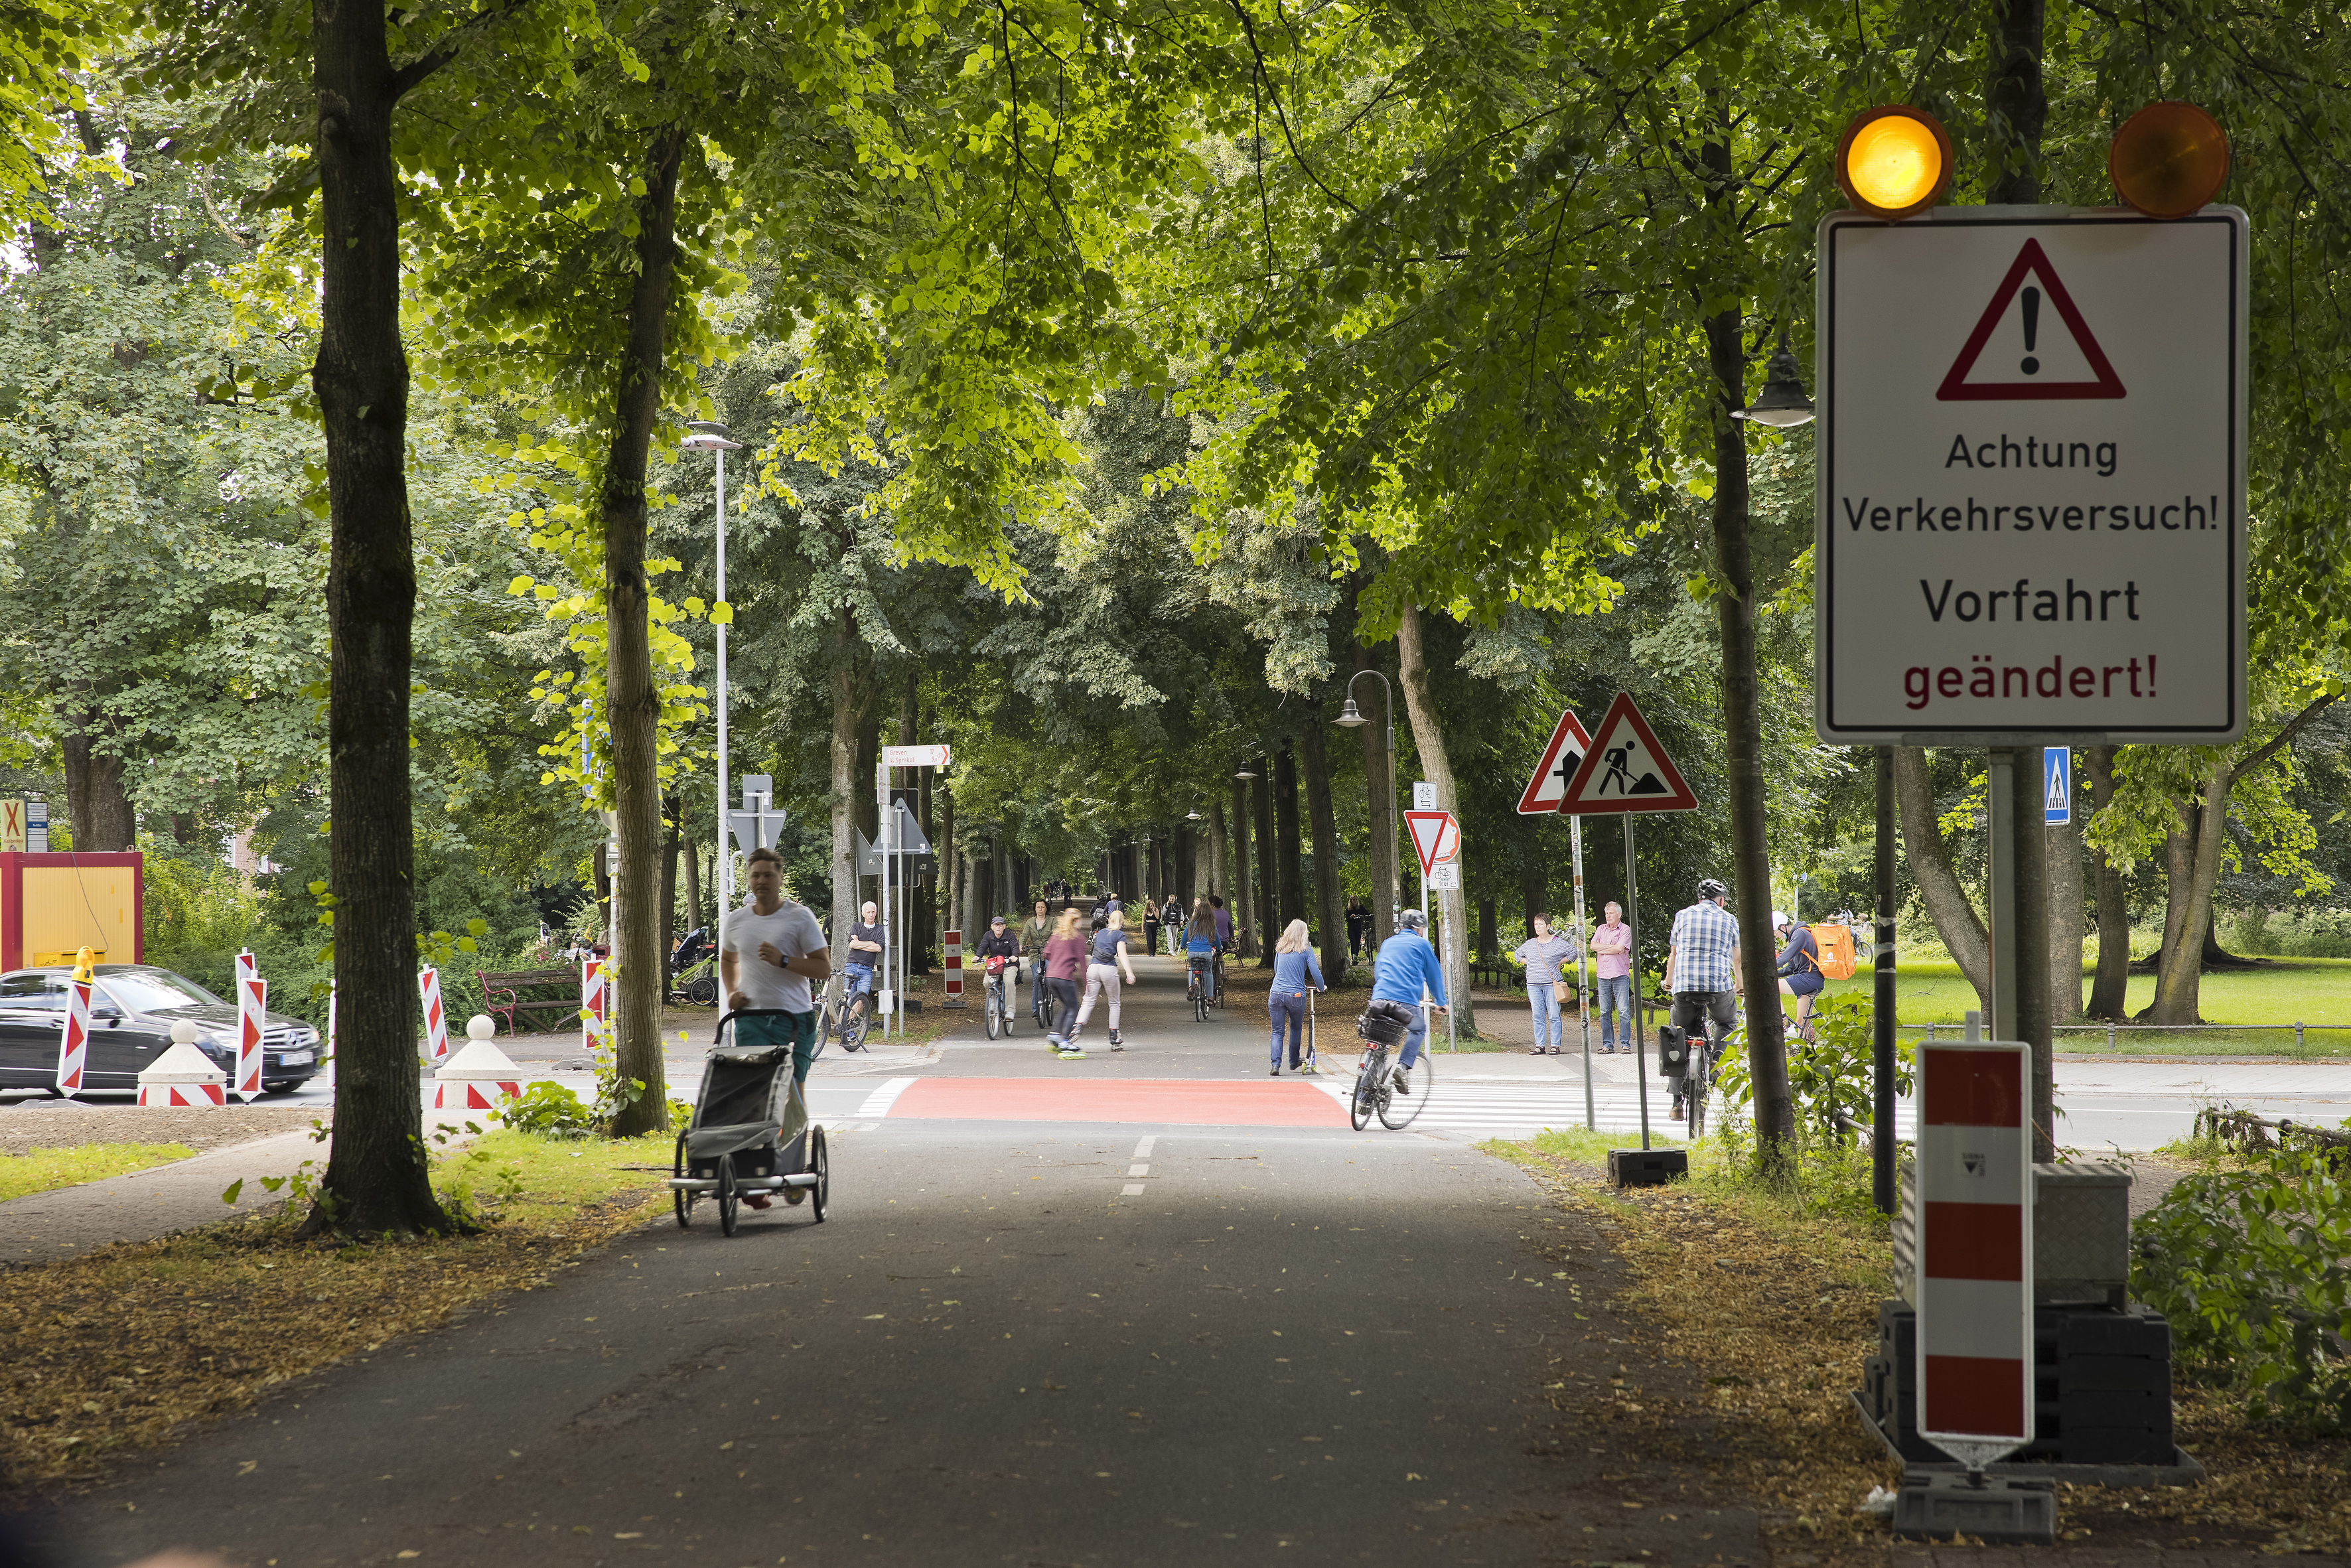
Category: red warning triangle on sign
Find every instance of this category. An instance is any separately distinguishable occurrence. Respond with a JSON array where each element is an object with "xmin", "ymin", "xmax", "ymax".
[
  {"xmin": 1559, "ymin": 693, "xmax": 1699, "ymax": 816},
  {"xmin": 1936, "ymin": 238, "xmax": 2125, "ymax": 402},
  {"xmin": 1516, "ymin": 709, "xmax": 1591, "ymax": 816}
]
